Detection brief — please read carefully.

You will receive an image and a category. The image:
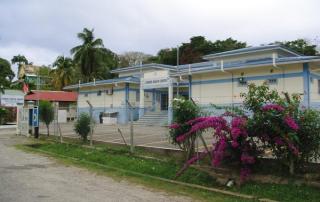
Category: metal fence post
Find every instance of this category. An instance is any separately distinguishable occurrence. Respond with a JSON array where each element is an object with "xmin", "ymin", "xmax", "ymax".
[
  {"xmin": 126, "ymin": 100, "xmax": 134, "ymax": 153},
  {"xmin": 130, "ymin": 107, "xmax": 134, "ymax": 153},
  {"xmin": 86, "ymin": 100, "xmax": 93, "ymax": 146}
]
